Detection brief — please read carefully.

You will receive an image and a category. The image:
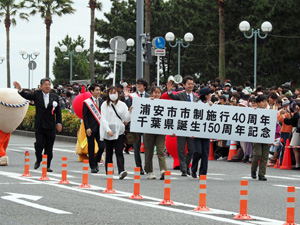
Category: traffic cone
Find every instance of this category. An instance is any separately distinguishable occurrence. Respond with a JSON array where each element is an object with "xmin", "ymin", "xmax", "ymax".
[
  {"xmin": 159, "ymin": 171, "xmax": 174, "ymax": 205},
  {"xmin": 79, "ymin": 159, "xmax": 91, "ymax": 188},
  {"xmin": 103, "ymin": 163, "xmax": 116, "ymax": 193},
  {"xmin": 227, "ymin": 141, "xmax": 237, "ymax": 161},
  {"xmin": 194, "ymin": 175, "xmax": 209, "ymax": 211},
  {"xmin": 39, "ymin": 155, "xmax": 50, "ymax": 181},
  {"xmin": 208, "ymin": 140, "xmax": 214, "ymax": 160},
  {"xmin": 274, "ymin": 159, "xmax": 280, "ymax": 169},
  {"xmin": 21, "ymin": 151, "xmax": 32, "ymax": 177},
  {"xmin": 140, "ymin": 135, "xmax": 145, "ymax": 153},
  {"xmin": 283, "ymin": 186, "xmax": 296, "ymax": 225},
  {"xmin": 234, "ymin": 180, "xmax": 252, "ymax": 220},
  {"xmin": 280, "ymin": 139, "xmax": 292, "ymax": 170},
  {"xmin": 129, "ymin": 167, "xmax": 143, "ymax": 199},
  {"xmin": 58, "ymin": 157, "xmax": 69, "ymax": 184}
]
